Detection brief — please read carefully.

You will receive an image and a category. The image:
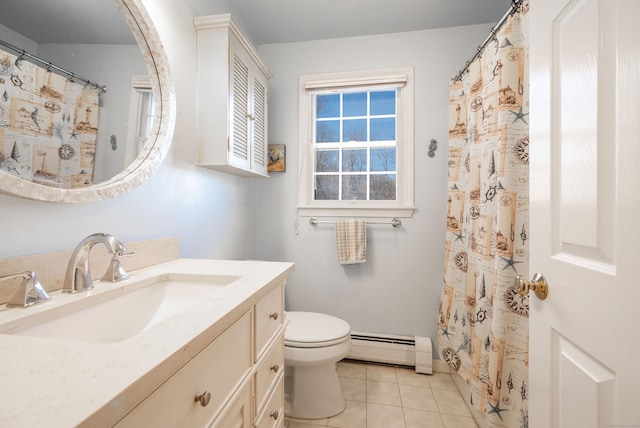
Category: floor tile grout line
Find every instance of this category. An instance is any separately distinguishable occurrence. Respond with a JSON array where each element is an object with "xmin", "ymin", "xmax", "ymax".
[{"xmin": 288, "ymin": 360, "xmax": 476, "ymax": 428}]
